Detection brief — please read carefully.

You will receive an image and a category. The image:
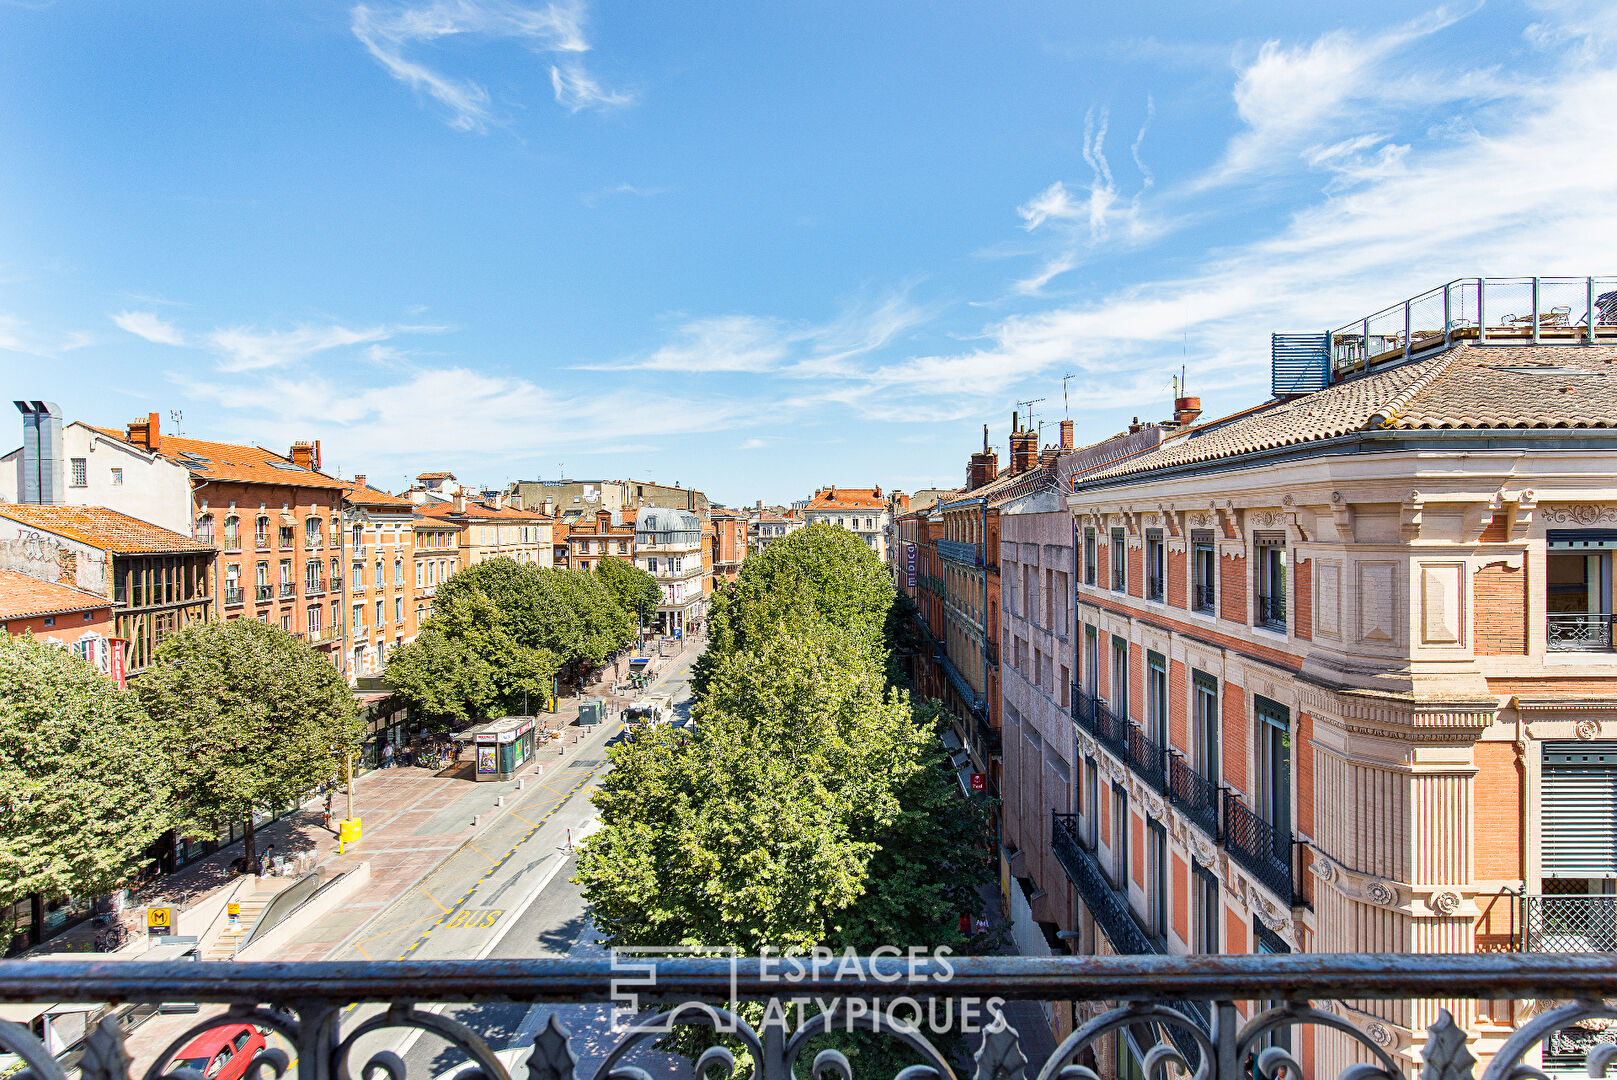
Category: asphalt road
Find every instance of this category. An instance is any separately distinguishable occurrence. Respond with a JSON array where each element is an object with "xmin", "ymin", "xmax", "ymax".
[{"xmin": 349, "ymin": 640, "xmax": 706, "ymax": 1080}]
